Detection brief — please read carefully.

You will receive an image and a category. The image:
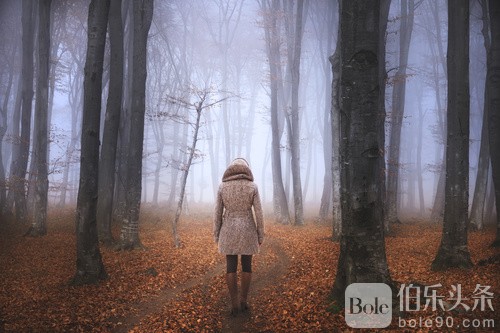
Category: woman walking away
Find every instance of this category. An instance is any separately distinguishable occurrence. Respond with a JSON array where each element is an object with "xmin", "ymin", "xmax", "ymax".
[{"xmin": 213, "ymin": 158, "xmax": 265, "ymax": 317}]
